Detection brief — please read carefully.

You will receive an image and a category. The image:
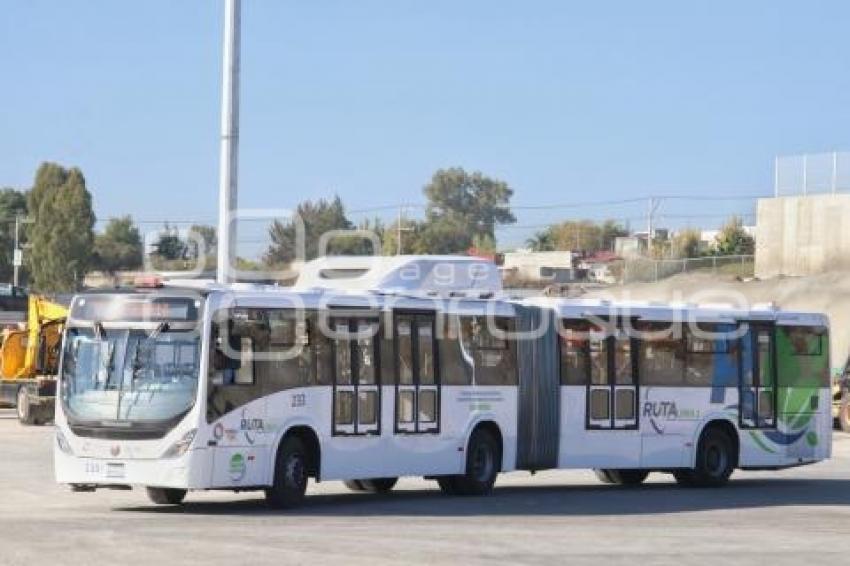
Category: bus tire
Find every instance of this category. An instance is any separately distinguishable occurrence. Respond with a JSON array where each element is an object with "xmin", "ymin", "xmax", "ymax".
[
  {"xmin": 358, "ymin": 478, "xmax": 398, "ymax": 493},
  {"xmin": 436, "ymin": 477, "xmax": 459, "ymax": 495},
  {"xmin": 446, "ymin": 428, "xmax": 501, "ymax": 496},
  {"xmin": 678, "ymin": 426, "xmax": 736, "ymax": 488},
  {"xmin": 344, "ymin": 480, "xmax": 366, "ymax": 492},
  {"xmin": 146, "ymin": 487, "xmax": 187, "ymax": 505},
  {"xmin": 266, "ymin": 436, "xmax": 308, "ymax": 509},
  {"xmin": 840, "ymin": 395, "xmax": 850, "ymax": 433},
  {"xmin": 595, "ymin": 469, "xmax": 649, "ymax": 486},
  {"xmin": 16, "ymin": 387, "xmax": 35, "ymax": 426}
]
